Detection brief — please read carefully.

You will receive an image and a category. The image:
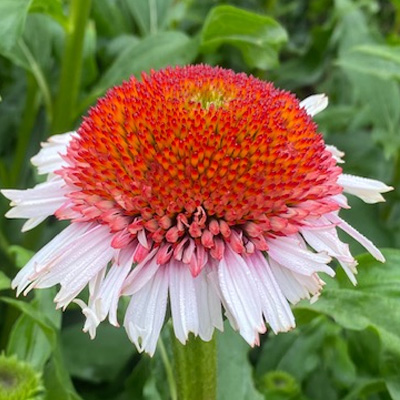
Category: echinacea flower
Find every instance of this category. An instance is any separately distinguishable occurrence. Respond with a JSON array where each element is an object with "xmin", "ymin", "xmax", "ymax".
[
  {"xmin": 0, "ymin": 354, "xmax": 44, "ymax": 400},
  {"xmin": 2, "ymin": 65, "xmax": 392, "ymax": 356}
]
